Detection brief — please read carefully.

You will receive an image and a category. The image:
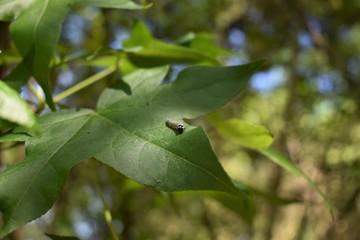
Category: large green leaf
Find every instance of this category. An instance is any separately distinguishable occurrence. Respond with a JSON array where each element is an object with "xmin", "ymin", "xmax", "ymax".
[
  {"xmin": 0, "ymin": 81, "xmax": 37, "ymax": 129},
  {"xmin": 0, "ymin": 60, "xmax": 264, "ymax": 237}
]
